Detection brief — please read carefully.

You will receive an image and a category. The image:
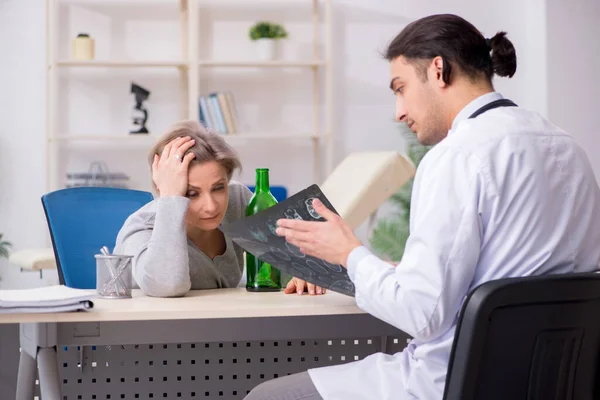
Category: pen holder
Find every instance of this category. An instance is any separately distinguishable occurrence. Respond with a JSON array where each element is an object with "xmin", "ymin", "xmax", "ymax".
[{"xmin": 95, "ymin": 254, "xmax": 133, "ymax": 299}]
